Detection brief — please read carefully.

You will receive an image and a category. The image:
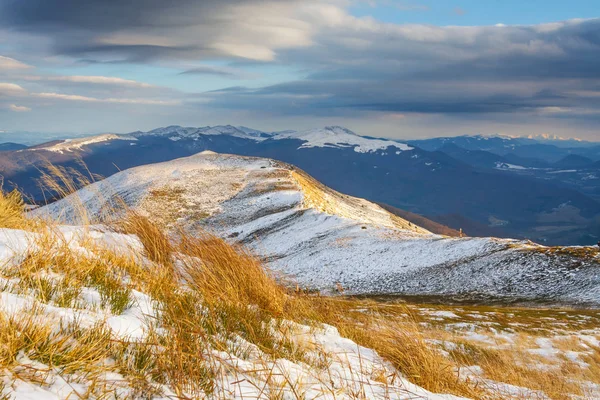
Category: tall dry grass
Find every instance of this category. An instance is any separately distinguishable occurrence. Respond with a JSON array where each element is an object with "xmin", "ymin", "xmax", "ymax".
[{"xmin": 0, "ymin": 188, "xmax": 29, "ymax": 229}]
